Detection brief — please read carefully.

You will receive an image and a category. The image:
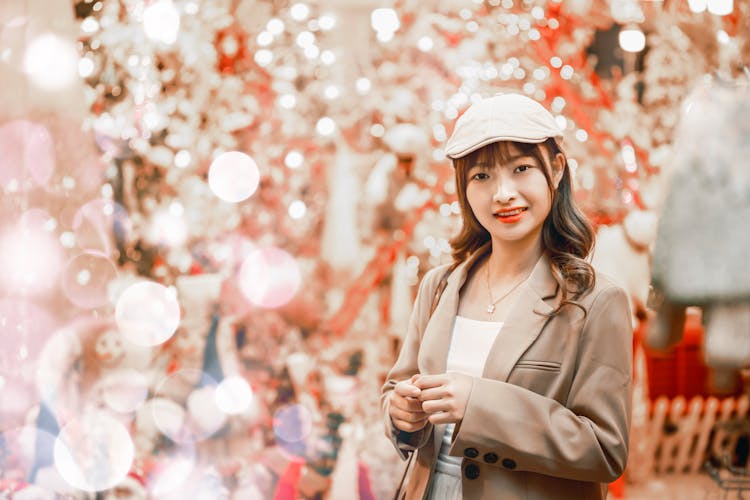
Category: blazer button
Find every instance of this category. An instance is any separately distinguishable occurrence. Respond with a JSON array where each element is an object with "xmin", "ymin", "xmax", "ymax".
[
  {"xmin": 502, "ymin": 458, "xmax": 517, "ymax": 470},
  {"xmin": 483, "ymin": 452, "xmax": 498, "ymax": 464},
  {"xmin": 464, "ymin": 447, "xmax": 479, "ymax": 459},
  {"xmin": 464, "ymin": 464, "xmax": 480, "ymax": 480}
]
